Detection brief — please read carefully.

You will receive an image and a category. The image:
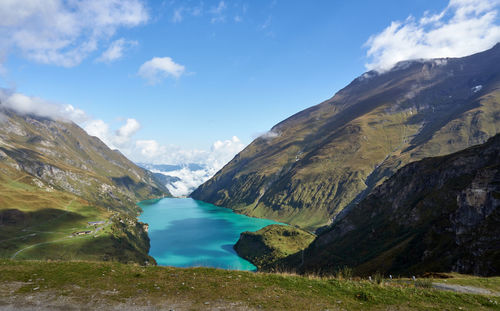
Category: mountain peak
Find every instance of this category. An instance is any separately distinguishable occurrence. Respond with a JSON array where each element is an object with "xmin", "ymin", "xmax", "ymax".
[{"xmin": 192, "ymin": 44, "xmax": 500, "ymax": 230}]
